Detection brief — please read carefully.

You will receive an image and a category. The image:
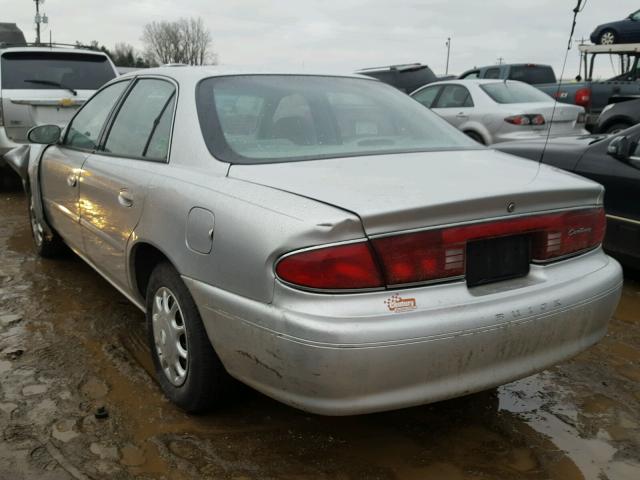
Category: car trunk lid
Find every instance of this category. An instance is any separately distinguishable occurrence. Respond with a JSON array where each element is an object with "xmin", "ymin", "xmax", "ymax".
[{"xmin": 229, "ymin": 149, "xmax": 603, "ymax": 236}]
